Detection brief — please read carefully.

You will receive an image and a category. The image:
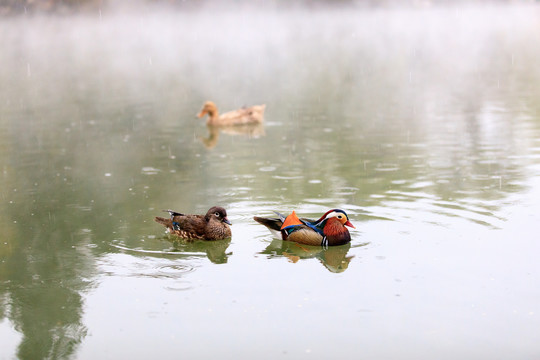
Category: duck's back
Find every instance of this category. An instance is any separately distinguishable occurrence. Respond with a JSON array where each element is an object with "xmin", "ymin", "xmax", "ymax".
[
  {"xmin": 155, "ymin": 214, "xmax": 207, "ymax": 238},
  {"xmin": 218, "ymin": 104, "xmax": 266, "ymax": 125}
]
